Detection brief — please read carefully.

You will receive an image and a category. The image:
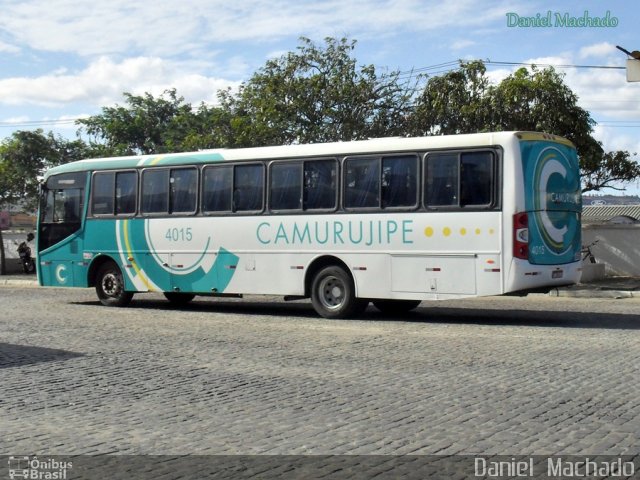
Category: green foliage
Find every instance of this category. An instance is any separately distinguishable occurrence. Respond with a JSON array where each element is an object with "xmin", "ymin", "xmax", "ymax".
[
  {"xmin": 410, "ymin": 60, "xmax": 490, "ymax": 135},
  {"xmin": 0, "ymin": 130, "xmax": 89, "ymax": 210},
  {"xmin": 1, "ymin": 40, "xmax": 638, "ymax": 206},
  {"xmin": 581, "ymin": 150, "xmax": 640, "ymax": 192},
  {"xmin": 226, "ymin": 37, "xmax": 416, "ymax": 146},
  {"xmin": 411, "ymin": 61, "xmax": 639, "ymax": 192},
  {"xmin": 488, "ymin": 67, "xmax": 597, "ymax": 158},
  {"xmin": 77, "ymin": 89, "xmax": 195, "ymax": 155}
]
